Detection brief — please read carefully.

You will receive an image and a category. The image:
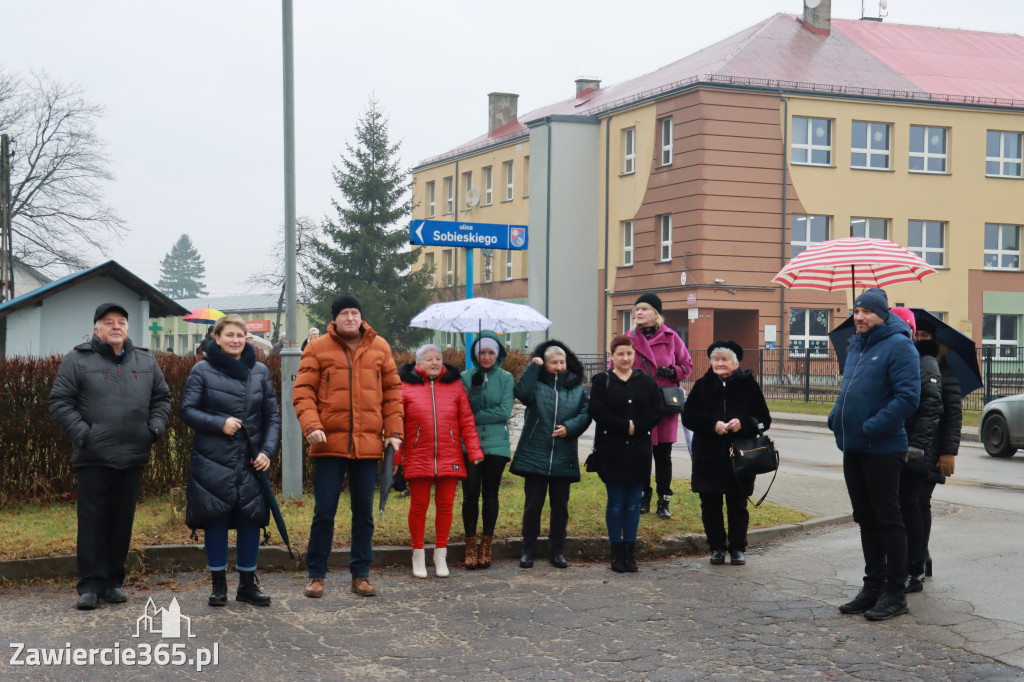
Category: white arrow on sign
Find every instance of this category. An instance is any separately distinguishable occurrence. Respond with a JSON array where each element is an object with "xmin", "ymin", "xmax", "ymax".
[{"xmin": 415, "ymin": 221, "xmax": 425, "ymax": 243}]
